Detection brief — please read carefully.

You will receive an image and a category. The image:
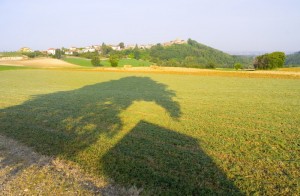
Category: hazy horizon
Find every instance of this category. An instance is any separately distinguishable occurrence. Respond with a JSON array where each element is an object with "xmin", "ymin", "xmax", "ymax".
[{"xmin": 1, "ymin": 0, "xmax": 300, "ymax": 53}]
